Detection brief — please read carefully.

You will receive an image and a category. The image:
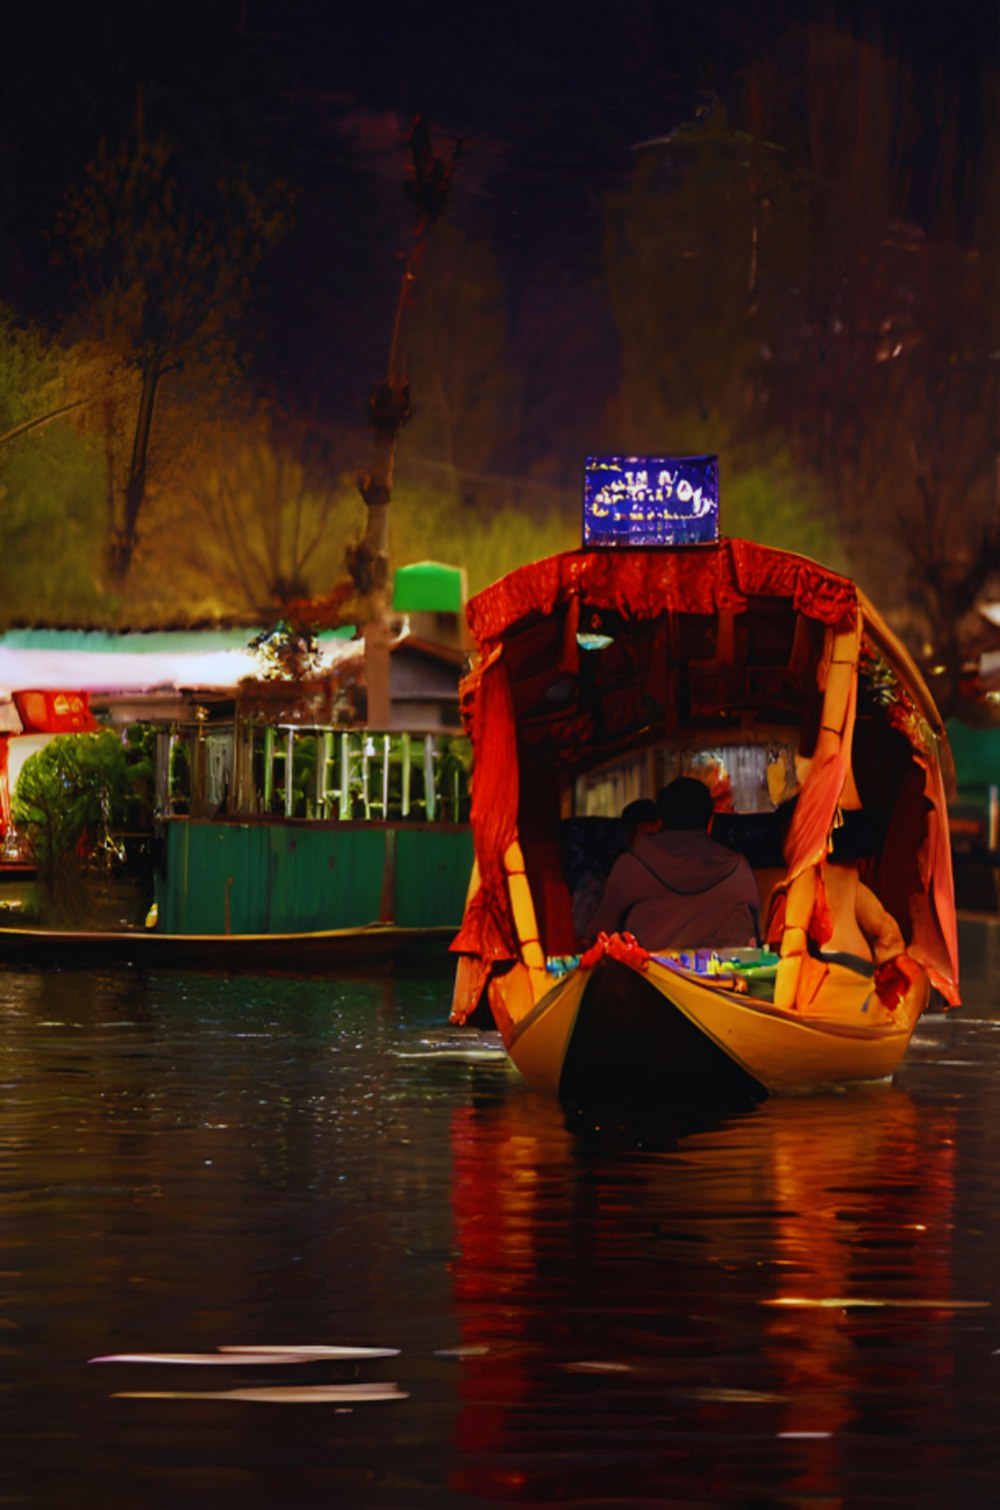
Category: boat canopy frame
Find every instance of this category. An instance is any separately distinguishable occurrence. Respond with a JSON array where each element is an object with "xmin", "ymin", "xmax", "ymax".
[{"xmin": 450, "ymin": 539, "xmax": 959, "ymax": 1021}]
